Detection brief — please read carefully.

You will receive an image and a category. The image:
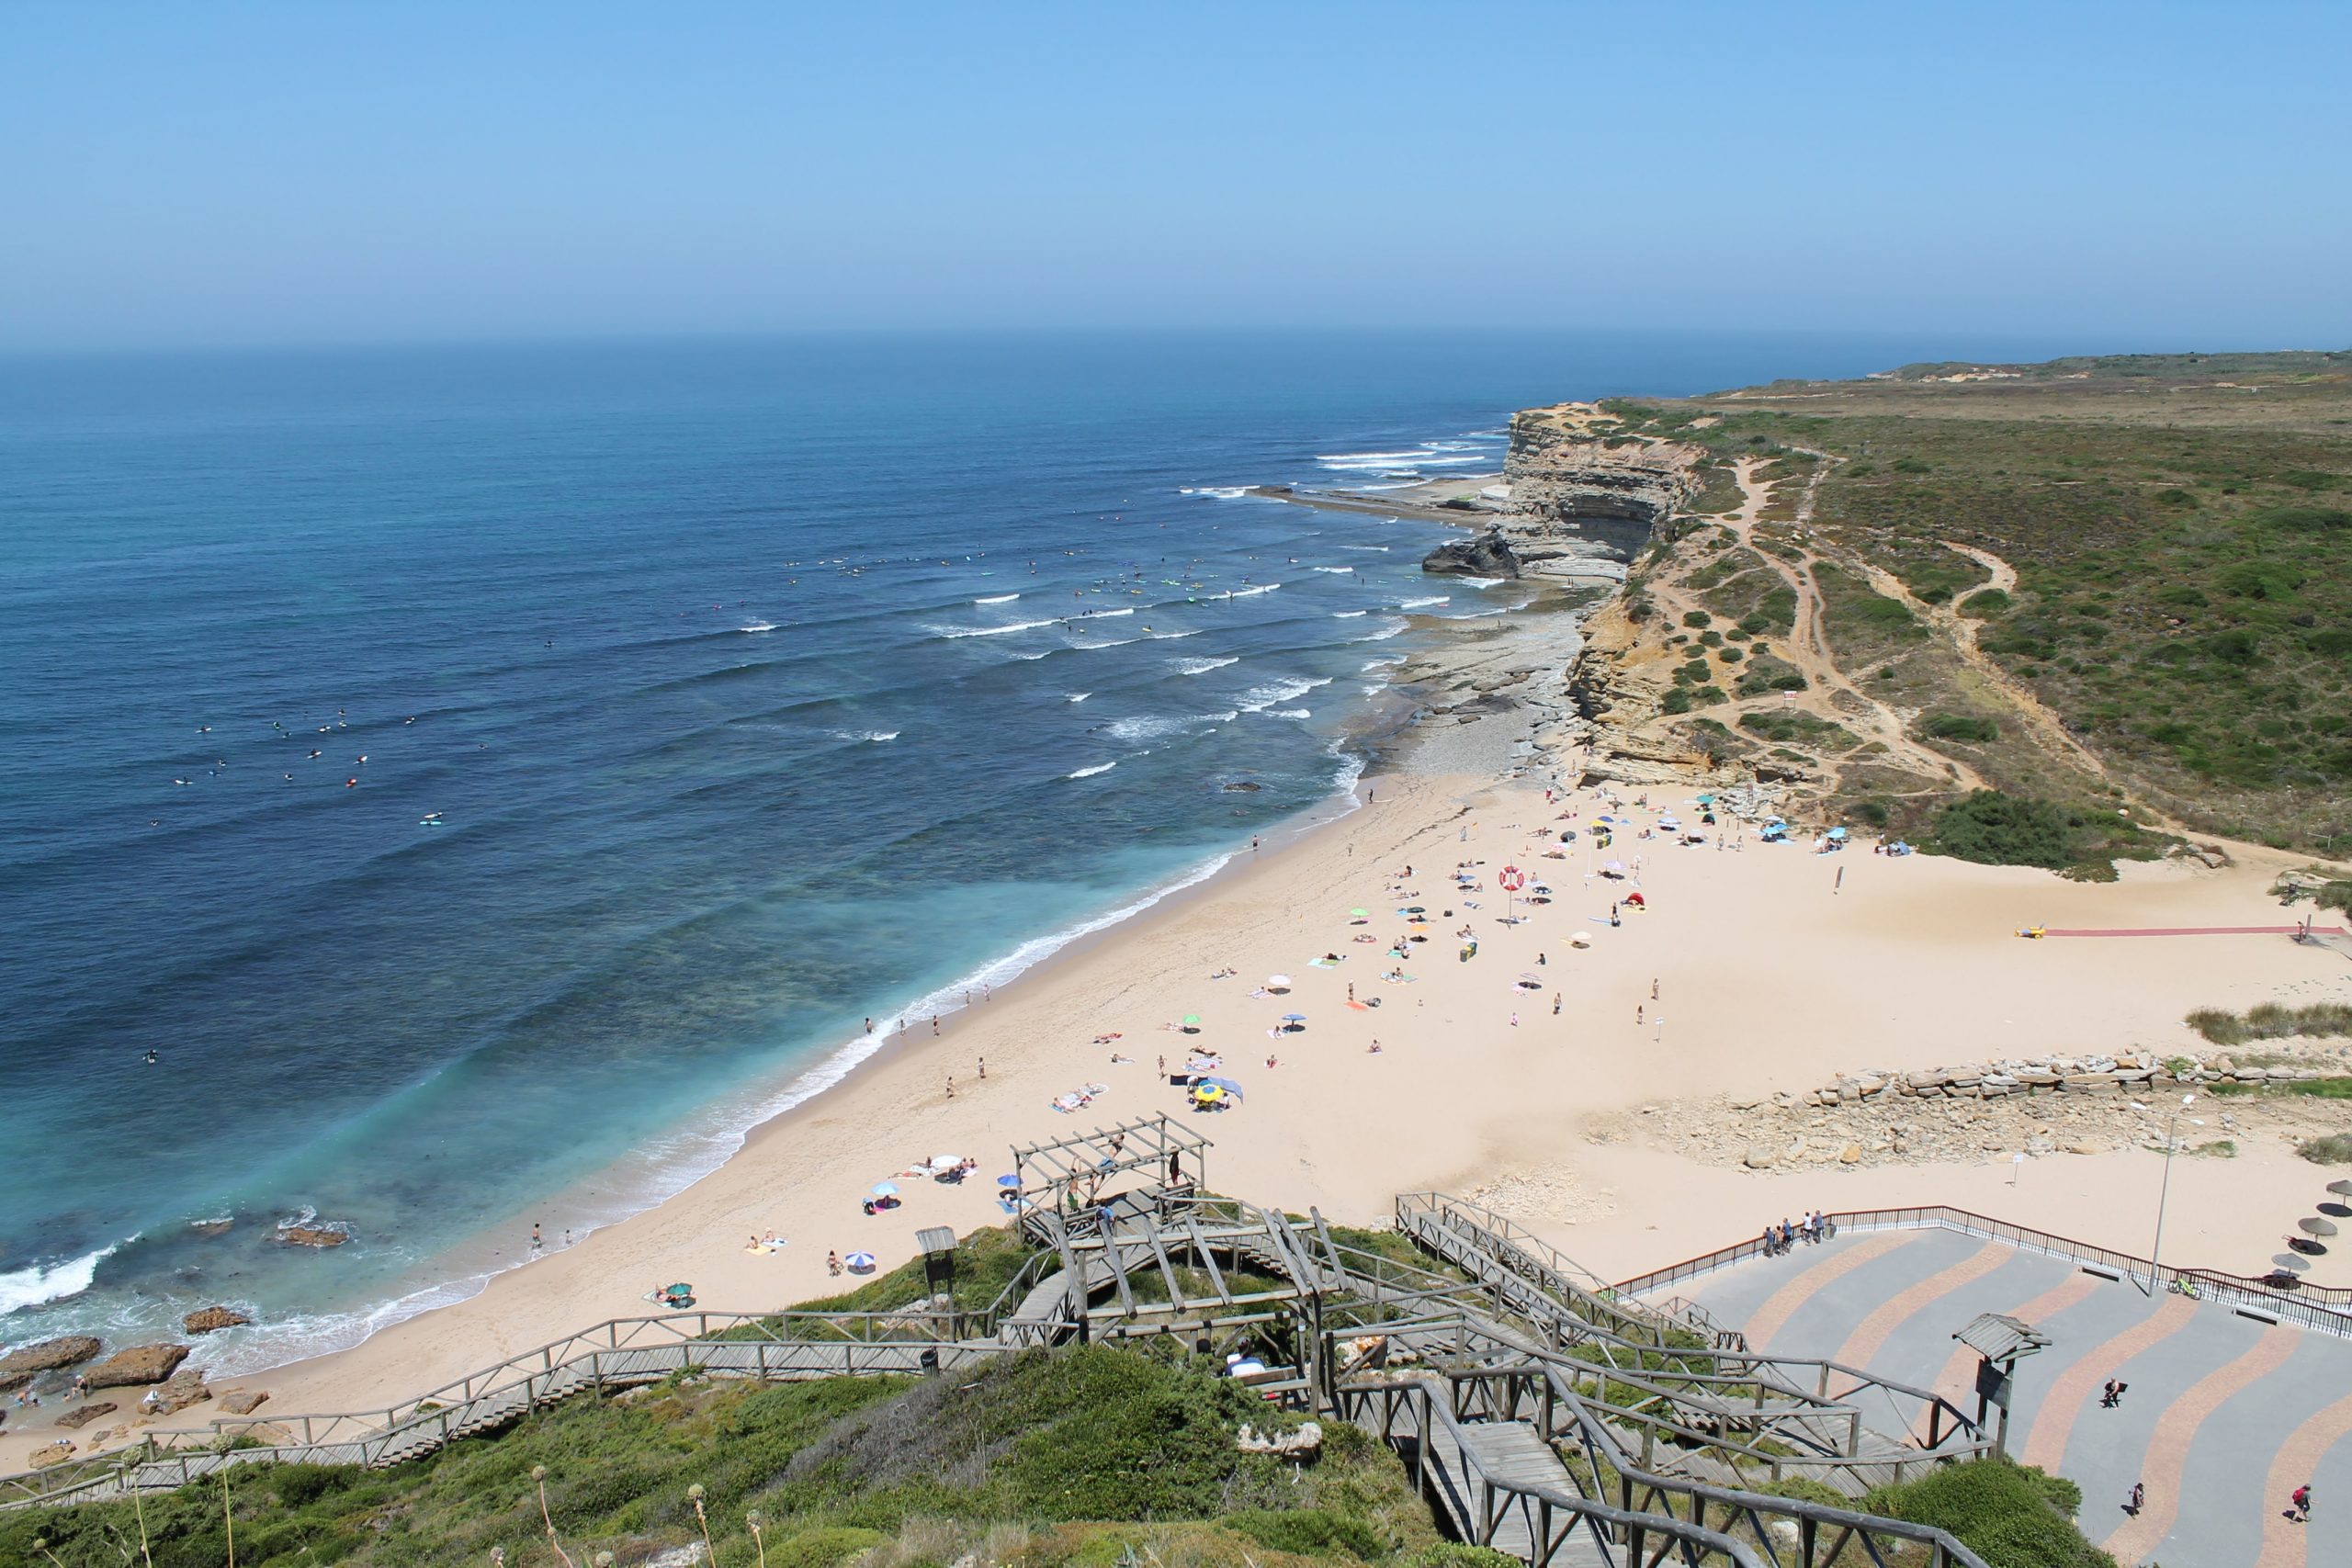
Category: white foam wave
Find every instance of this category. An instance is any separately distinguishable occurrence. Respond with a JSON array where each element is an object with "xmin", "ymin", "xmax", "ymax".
[
  {"xmin": 1360, "ymin": 654, "xmax": 1406, "ymax": 671},
  {"xmin": 1145, "ymin": 628, "xmax": 1201, "ymax": 640},
  {"xmin": 1238, "ymin": 676, "xmax": 1333, "ymax": 712},
  {"xmin": 1340, "ymin": 545, "xmax": 1392, "ymax": 552},
  {"xmin": 930, "ymin": 616, "xmax": 1057, "ymax": 638},
  {"xmin": 1317, "ymin": 450, "xmax": 1433, "ymax": 463},
  {"xmin": 1349, "ymin": 618, "xmax": 1410, "ymax": 643},
  {"xmin": 974, "ymin": 592, "xmax": 1021, "ymax": 604},
  {"xmin": 1344, "ymin": 480, "xmax": 1424, "ymax": 491},
  {"xmin": 1106, "ymin": 712, "xmax": 1236, "ymax": 742},
  {"xmin": 1085, "ymin": 607, "xmax": 1136, "ymax": 618},
  {"xmin": 1175, "ymin": 656, "xmax": 1239, "ymax": 675},
  {"xmin": 1396, "ymin": 595, "xmax": 1452, "ymax": 610},
  {"xmin": 737, "ymin": 620, "xmax": 775, "ymax": 634},
  {"xmin": 0, "ymin": 1243, "xmax": 120, "ymax": 1315},
  {"xmin": 1066, "ymin": 692, "xmax": 1091, "ymax": 703},
  {"xmin": 1269, "ymin": 708, "xmax": 1312, "ymax": 720},
  {"xmin": 1331, "ymin": 610, "xmax": 1368, "ymax": 618},
  {"xmin": 1459, "ymin": 576, "xmax": 1505, "ymax": 589},
  {"xmin": 832, "ymin": 729, "xmax": 899, "ymax": 742},
  {"xmin": 1179, "ymin": 486, "xmax": 1250, "ymax": 500},
  {"xmin": 1066, "ymin": 761, "xmax": 1117, "ymax": 779},
  {"xmin": 1224, "ymin": 583, "xmax": 1281, "ymax": 599},
  {"xmin": 1312, "ymin": 565, "xmax": 1355, "ymax": 574}
]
